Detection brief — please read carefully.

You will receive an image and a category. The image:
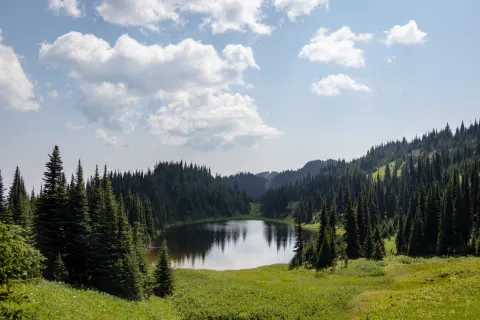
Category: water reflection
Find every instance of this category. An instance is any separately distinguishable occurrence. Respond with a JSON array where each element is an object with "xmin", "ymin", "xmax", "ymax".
[{"xmin": 149, "ymin": 220, "xmax": 313, "ymax": 270}]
